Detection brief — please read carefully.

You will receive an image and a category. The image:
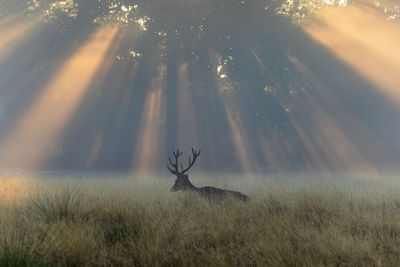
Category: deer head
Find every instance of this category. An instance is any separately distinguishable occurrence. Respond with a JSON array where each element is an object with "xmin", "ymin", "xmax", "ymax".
[{"xmin": 167, "ymin": 148, "xmax": 201, "ymax": 192}]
